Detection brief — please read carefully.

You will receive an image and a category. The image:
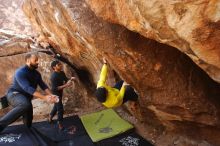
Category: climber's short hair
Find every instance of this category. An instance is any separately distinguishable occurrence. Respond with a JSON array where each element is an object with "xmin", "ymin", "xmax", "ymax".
[
  {"xmin": 95, "ymin": 87, "xmax": 107, "ymax": 103},
  {"xmin": 51, "ymin": 60, "xmax": 60, "ymax": 70},
  {"xmin": 25, "ymin": 52, "xmax": 38, "ymax": 61}
]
